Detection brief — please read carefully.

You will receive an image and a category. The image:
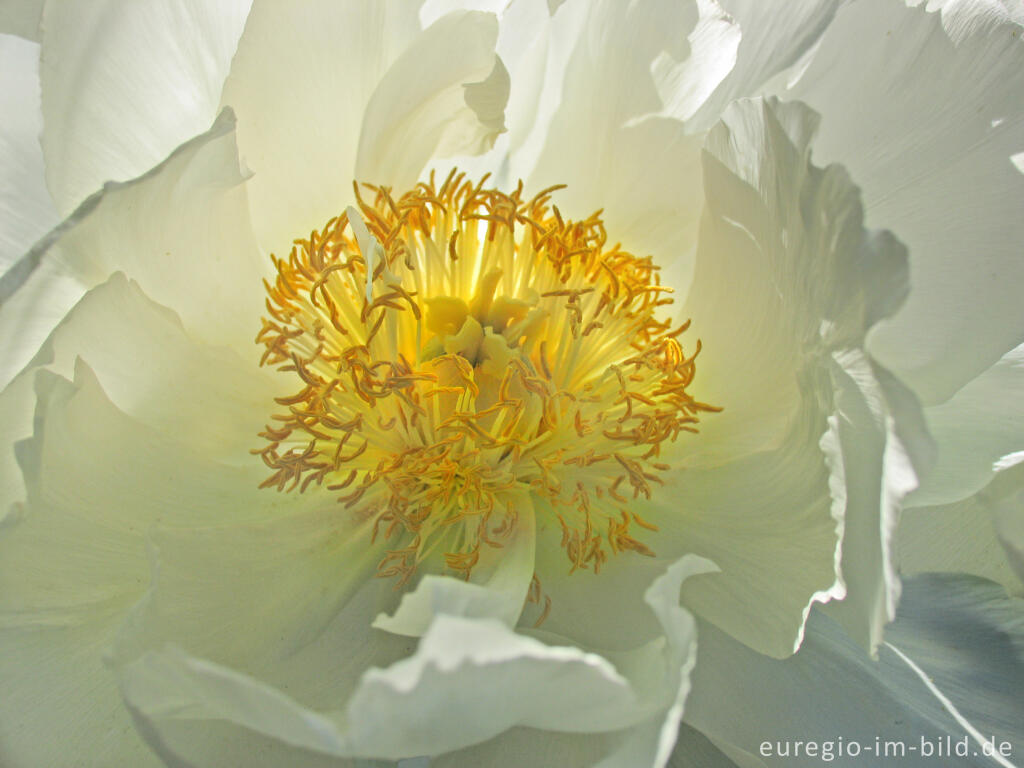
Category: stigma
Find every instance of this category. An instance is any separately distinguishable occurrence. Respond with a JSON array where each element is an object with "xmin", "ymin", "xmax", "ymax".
[{"xmin": 254, "ymin": 169, "xmax": 718, "ymax": 586}]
